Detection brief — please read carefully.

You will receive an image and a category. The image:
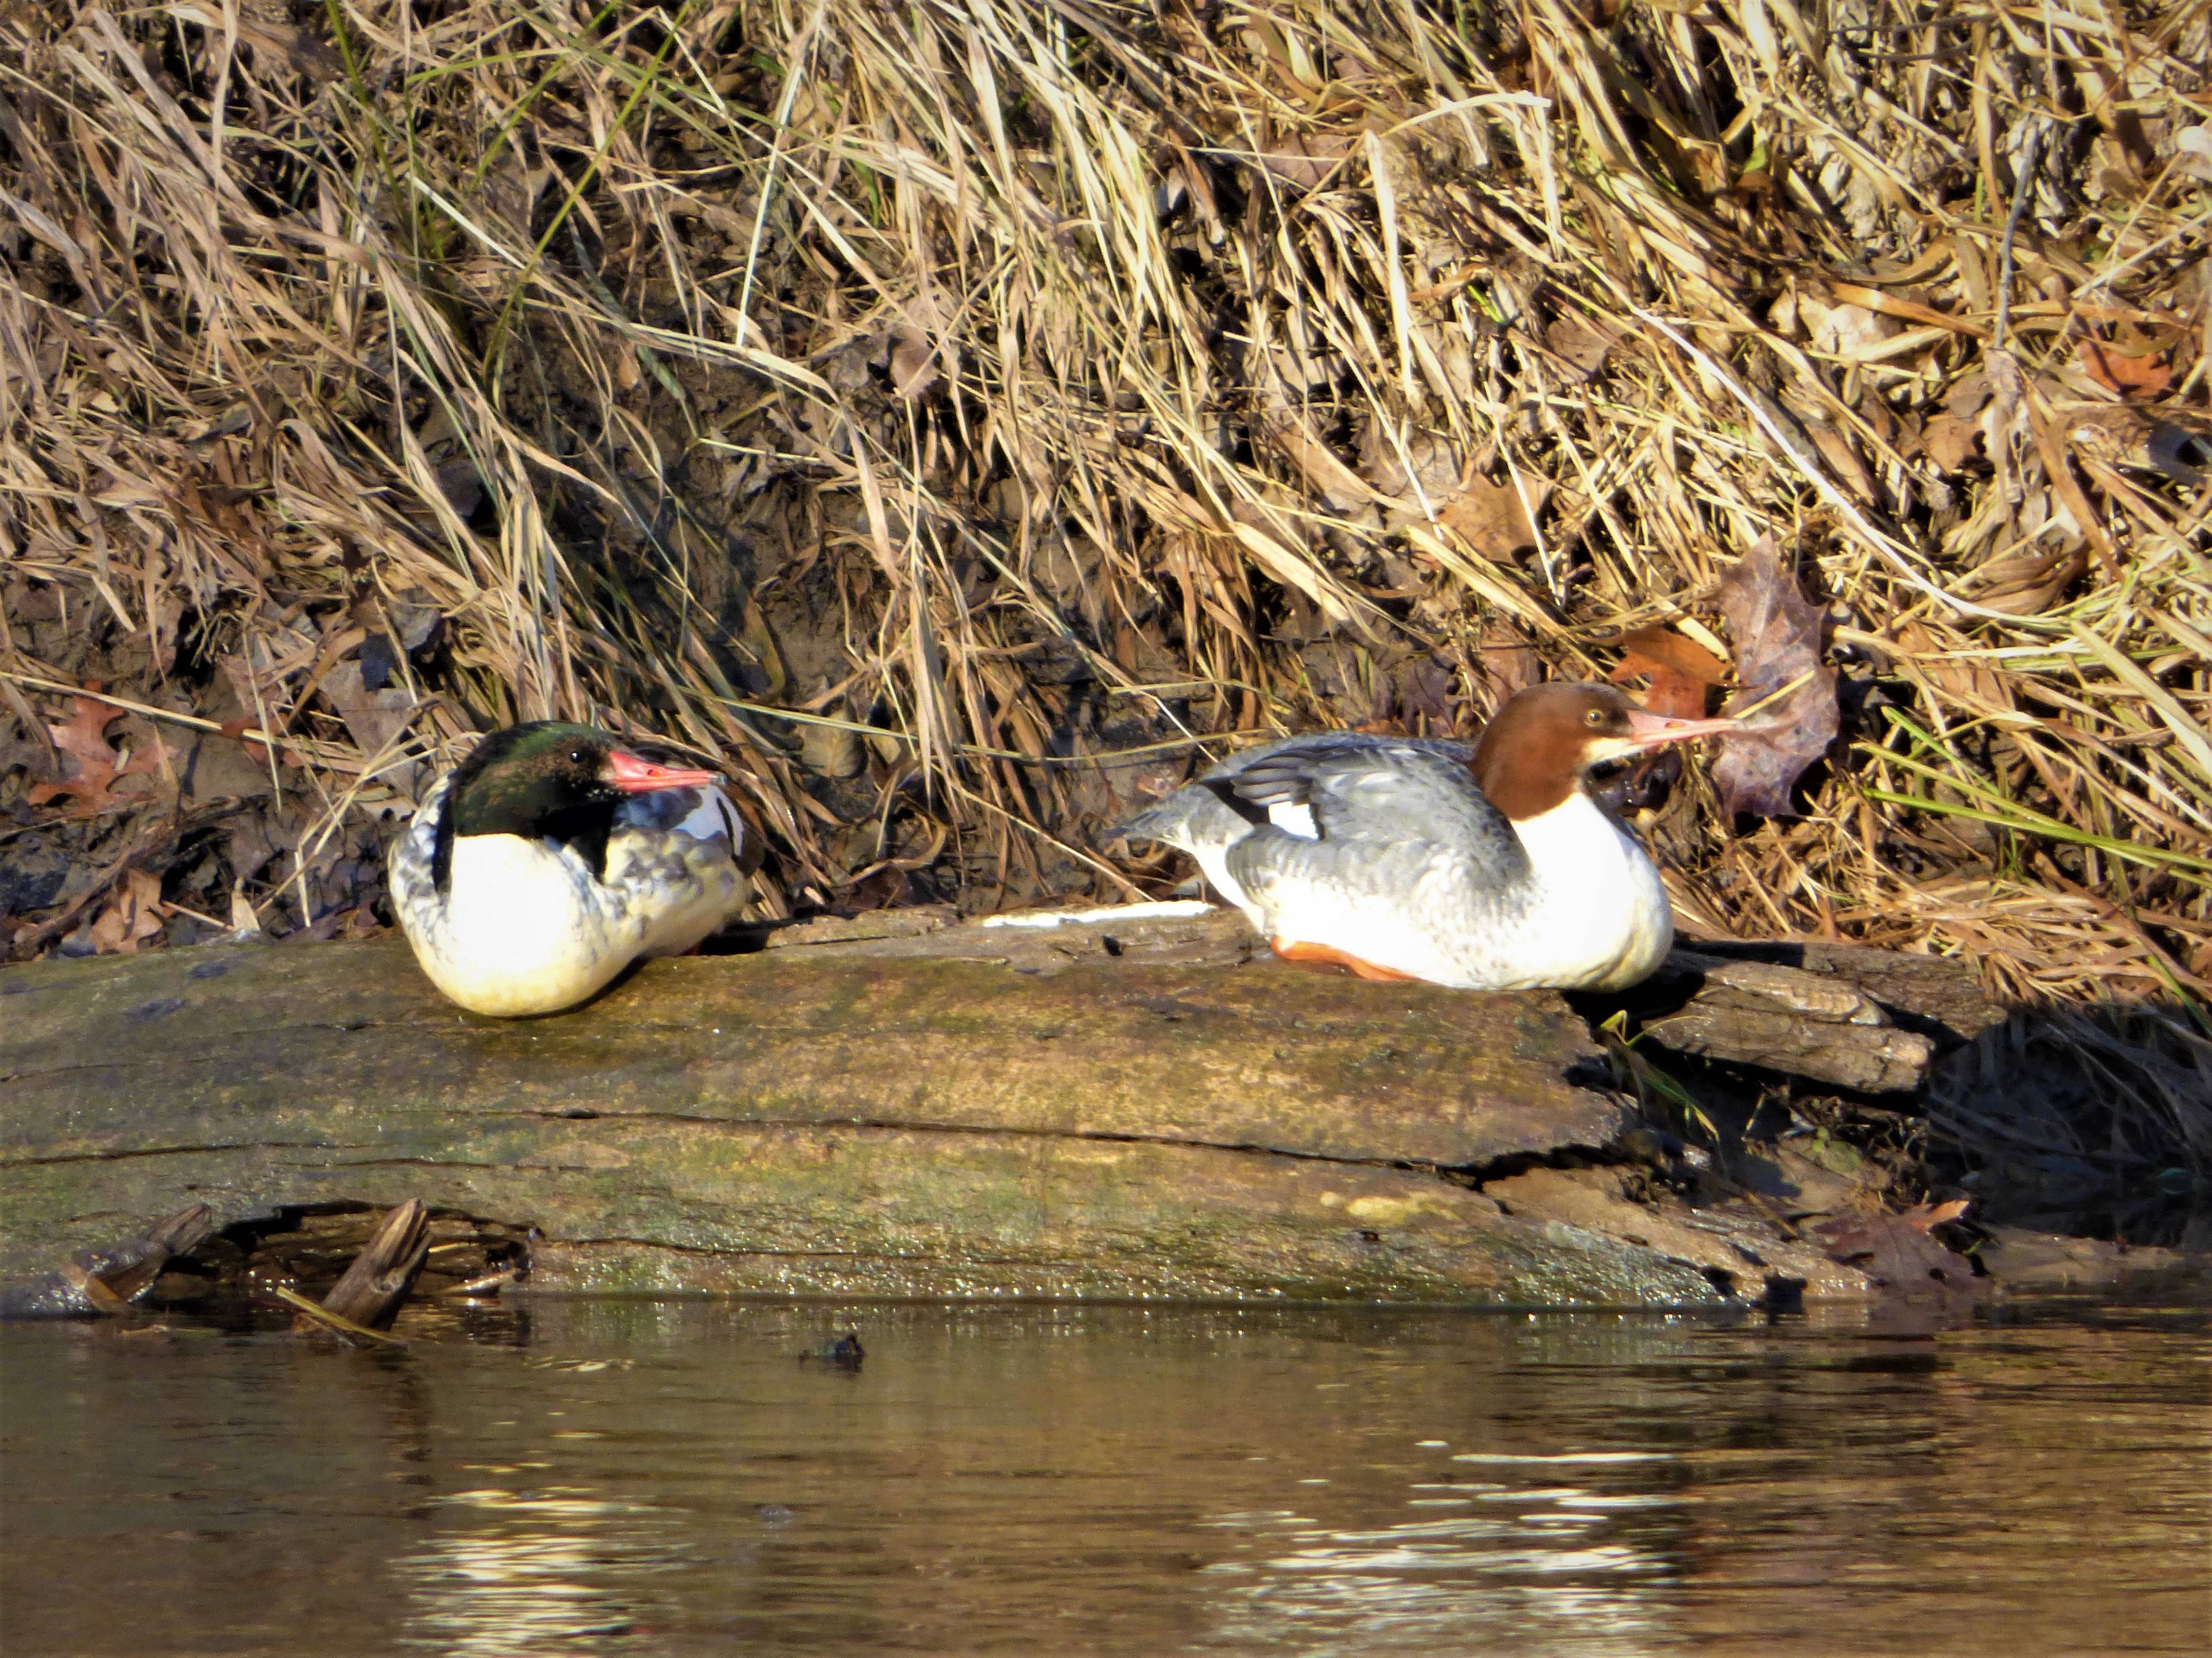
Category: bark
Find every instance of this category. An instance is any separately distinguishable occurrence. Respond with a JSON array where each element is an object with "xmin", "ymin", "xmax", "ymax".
[
  {"xmin": 313, "ymin": 1198, "xmax": 430, "ymax": 1329},
  {"xmin": 0, "ymin": 1204, "xmax": 215, "ymax": 1317}
]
